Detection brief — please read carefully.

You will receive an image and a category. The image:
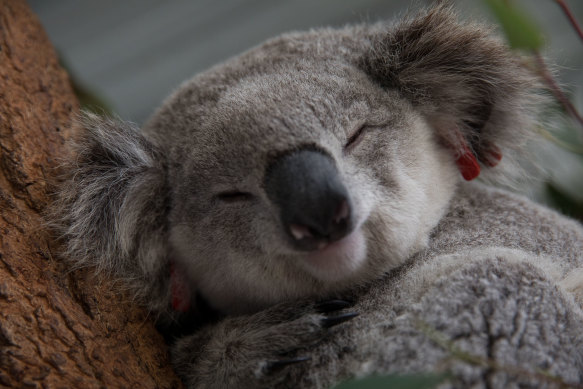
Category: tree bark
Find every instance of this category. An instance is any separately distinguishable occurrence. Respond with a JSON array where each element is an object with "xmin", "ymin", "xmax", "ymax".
[{"xmin": 0, "ymin": 1, "xmax": 183, "ymax": 387}]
